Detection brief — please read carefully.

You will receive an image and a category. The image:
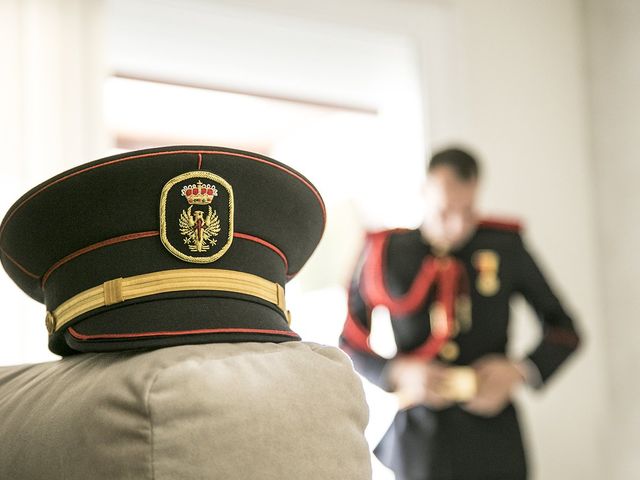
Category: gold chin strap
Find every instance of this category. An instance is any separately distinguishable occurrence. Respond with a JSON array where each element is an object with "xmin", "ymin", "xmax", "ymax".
[{"xmin": 45, "ymin": 268, "xmax": 290, "ymax": 334}]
